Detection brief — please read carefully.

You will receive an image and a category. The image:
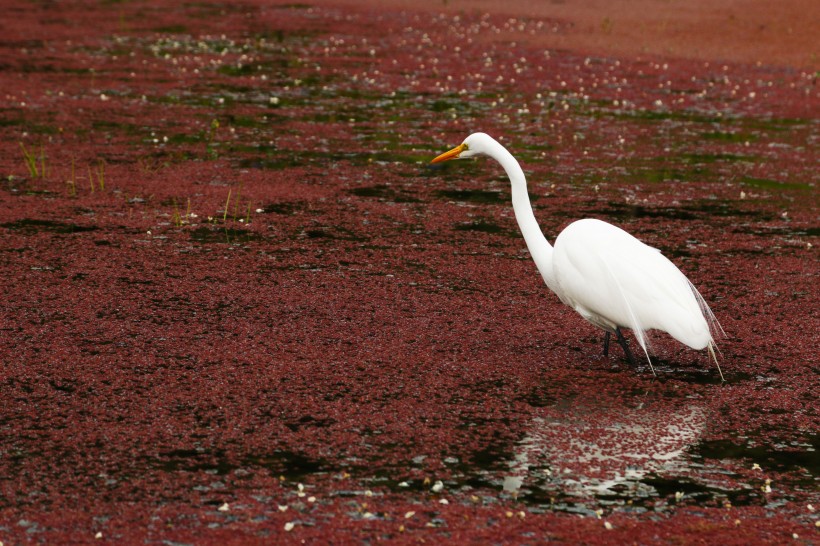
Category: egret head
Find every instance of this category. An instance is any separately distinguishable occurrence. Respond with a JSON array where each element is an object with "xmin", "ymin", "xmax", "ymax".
[{"xmin": 431, "ymin": 132, "xmax": 495, "ymax": 163}]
